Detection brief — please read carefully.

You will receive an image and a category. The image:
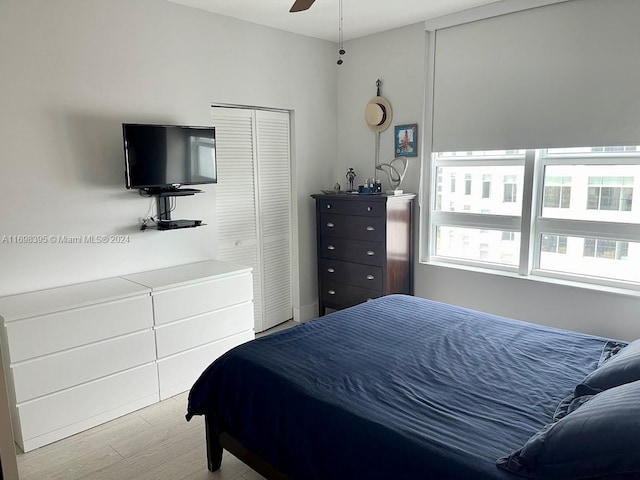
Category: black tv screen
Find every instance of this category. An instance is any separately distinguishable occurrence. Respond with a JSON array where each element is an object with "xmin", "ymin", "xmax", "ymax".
[{"xmin": 123, "ymin": 124, "xmax": 217, "ymax": 190}]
